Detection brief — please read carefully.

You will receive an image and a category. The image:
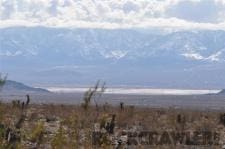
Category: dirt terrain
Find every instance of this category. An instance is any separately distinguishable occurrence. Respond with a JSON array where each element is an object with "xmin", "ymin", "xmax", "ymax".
[{"xmin": 1, "ymin": 92, "xmax": 225, "ymax": 110}]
